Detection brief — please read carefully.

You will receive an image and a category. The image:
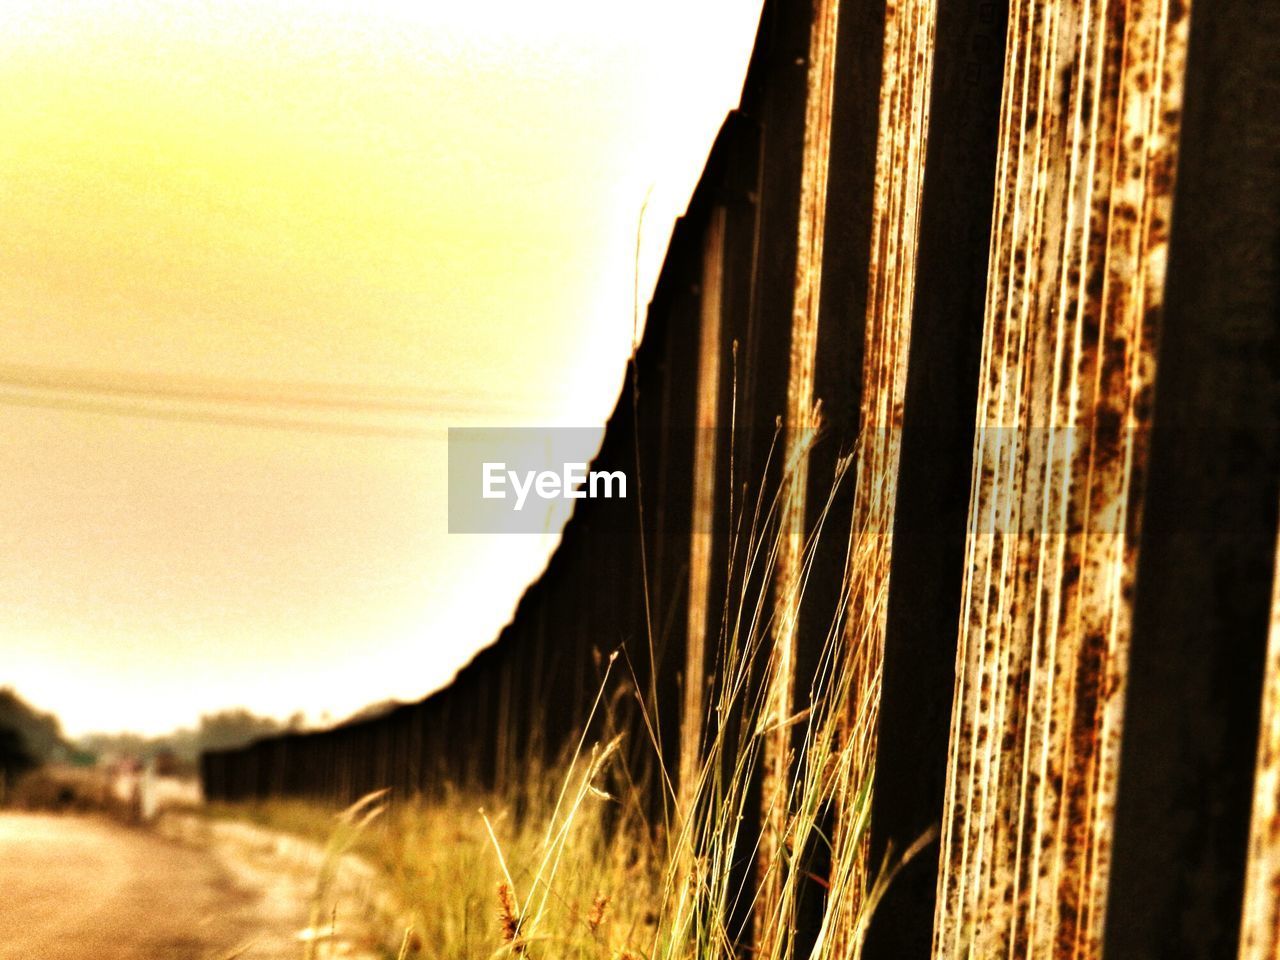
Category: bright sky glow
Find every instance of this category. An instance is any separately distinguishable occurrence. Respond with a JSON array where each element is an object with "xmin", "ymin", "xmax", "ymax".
[{"xmin": 0, "ymin": 0, "xmax": 764, "ymax": 735}]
